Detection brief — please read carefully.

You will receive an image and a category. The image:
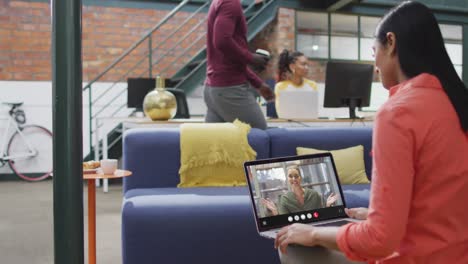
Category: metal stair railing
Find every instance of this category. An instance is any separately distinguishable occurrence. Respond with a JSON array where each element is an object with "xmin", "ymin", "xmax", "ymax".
[
  {"xmin": 82, "ymin": 0, "xmax": 202, "ymax": 158},
  {"xmin": 84, "ymin": 0, "xmax": 274, "ymax": 160},
  {"xmin": 89, "ymin": 1, "xmax": 210, "ymax": 120}
]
